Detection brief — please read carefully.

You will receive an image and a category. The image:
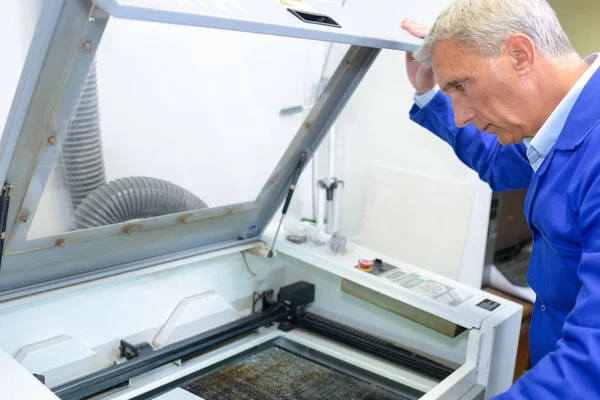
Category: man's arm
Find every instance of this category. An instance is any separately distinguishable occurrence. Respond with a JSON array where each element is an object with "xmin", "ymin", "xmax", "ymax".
[
  {"xmin": 492, "ymin": 158, "xmax": 600, "ymax": 399},
  {"xmin": 410, "ymin": 89, "xmax": 532, "ymax": 191}
]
